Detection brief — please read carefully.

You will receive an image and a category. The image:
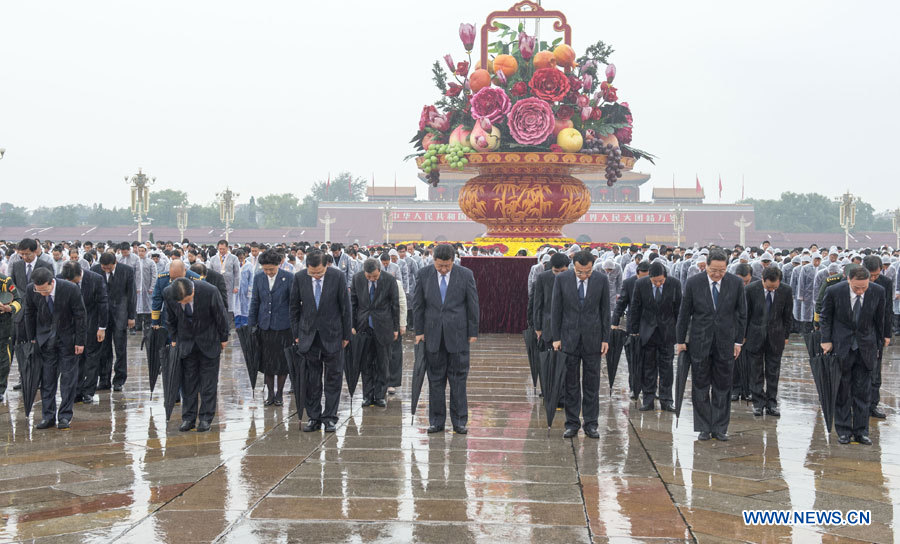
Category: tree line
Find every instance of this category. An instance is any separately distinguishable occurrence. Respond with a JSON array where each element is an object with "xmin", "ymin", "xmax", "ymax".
[{"xmin": 739, "ymin": 192, "xmax": 892, "ymax": 233}]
